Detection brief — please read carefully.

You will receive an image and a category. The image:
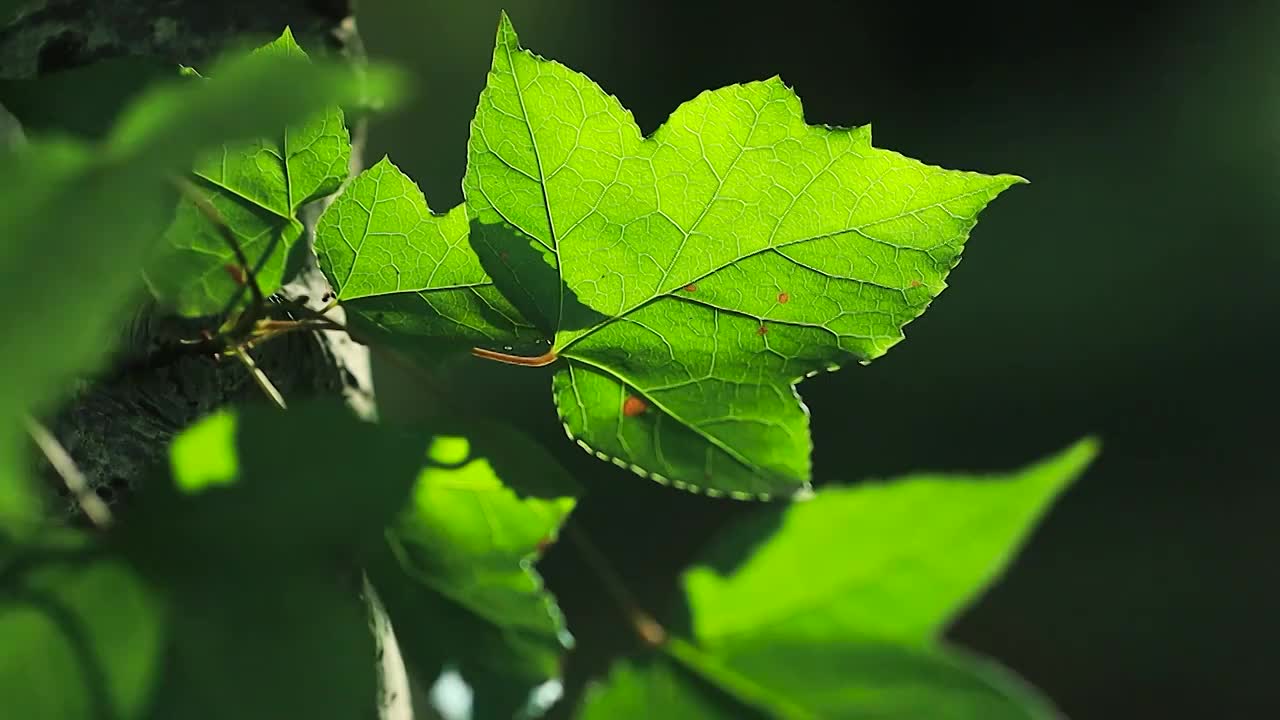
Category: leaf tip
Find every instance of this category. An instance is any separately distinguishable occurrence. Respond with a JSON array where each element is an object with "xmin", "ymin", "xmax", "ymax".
[
  {"xmin": 1035, "ymin": 435, "xmax": 1101, "ymax": 491},
  {"xmin": 497, "ymin": 9, "xmax": 519, "ymax": 45}
]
